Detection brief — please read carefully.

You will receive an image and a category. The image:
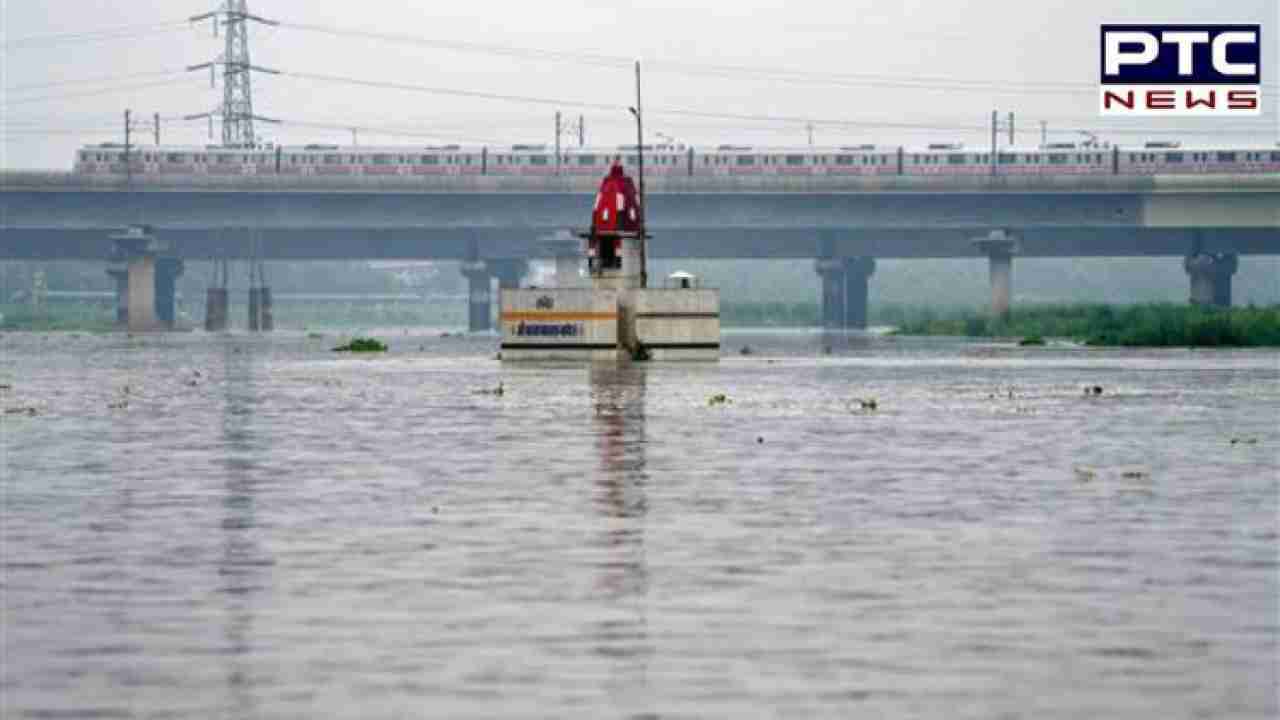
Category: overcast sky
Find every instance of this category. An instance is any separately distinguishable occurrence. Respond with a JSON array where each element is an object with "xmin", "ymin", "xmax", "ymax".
[{"xmin": 2, "ymin": 0, "xmax": 1277, "ymax": 169}]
